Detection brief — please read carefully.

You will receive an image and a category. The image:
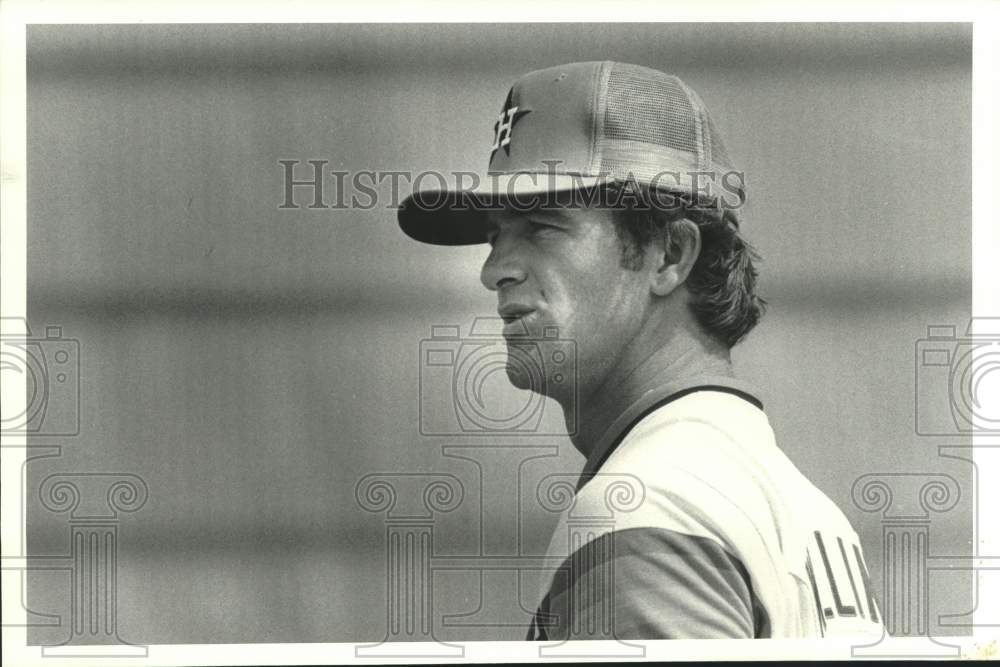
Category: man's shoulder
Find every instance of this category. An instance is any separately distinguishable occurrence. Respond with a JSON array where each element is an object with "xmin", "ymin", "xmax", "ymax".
[
  {"xmin": 584, "ymin": 388, "xmax": 862, "ymax": 579},
  {"xmin": 607, "ymin": 388, "xmax": 843, "ymax": 524},
  {"xmin": 557, "ymin": 388, "xmax": 883, "ymax": 638},
  {"xmin": 597, "ymin": 389, "xmax": 784, "ymax": 519}
]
